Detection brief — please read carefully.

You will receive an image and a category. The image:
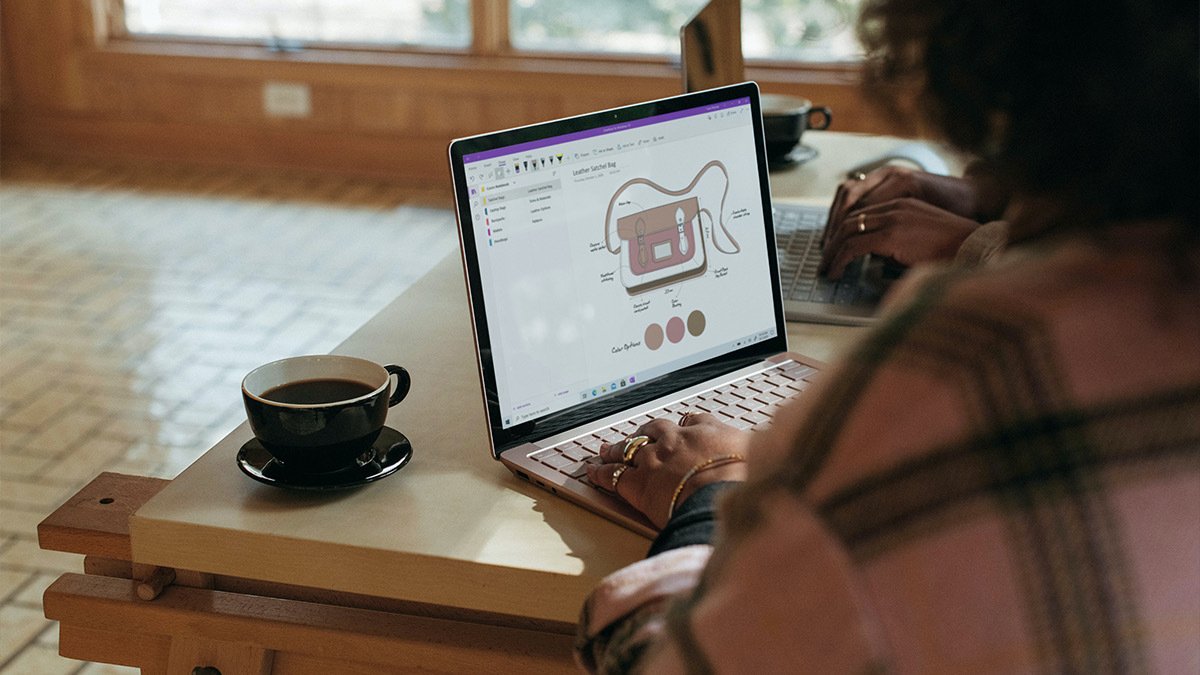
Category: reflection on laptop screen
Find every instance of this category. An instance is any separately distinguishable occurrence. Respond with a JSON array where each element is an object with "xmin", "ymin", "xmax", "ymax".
[{"xmin": 460, "ymin": 95, "xmax": 778, "ymax": 430}]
